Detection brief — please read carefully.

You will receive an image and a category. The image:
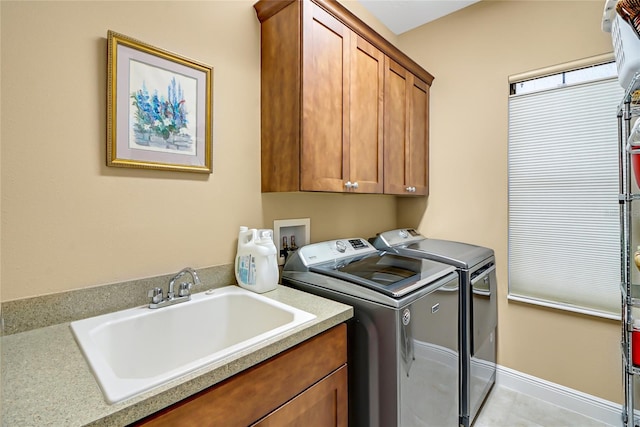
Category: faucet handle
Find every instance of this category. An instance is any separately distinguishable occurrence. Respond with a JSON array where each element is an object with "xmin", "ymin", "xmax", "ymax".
[
  {"xmin": 178, "ymin": 282, "xmax": 192, "ymax": 297},
  {"xmin": 147, "ymin": 287, "xmax": 163, "ymax": 304}
]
